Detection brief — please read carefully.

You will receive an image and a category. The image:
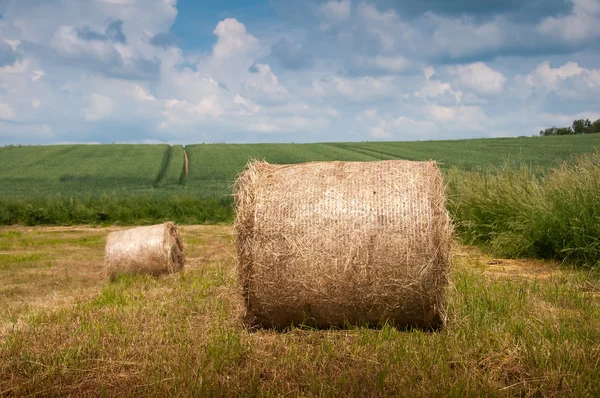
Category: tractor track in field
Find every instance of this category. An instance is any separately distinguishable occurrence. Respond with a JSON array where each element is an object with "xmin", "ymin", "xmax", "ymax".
[
  {"xmin": 183, "ymin": 147, "xmax": 189, "ymax": 182},
  {"xmin": 152, "ymin": 145, "xmax": 172, "ymax": 187}
]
